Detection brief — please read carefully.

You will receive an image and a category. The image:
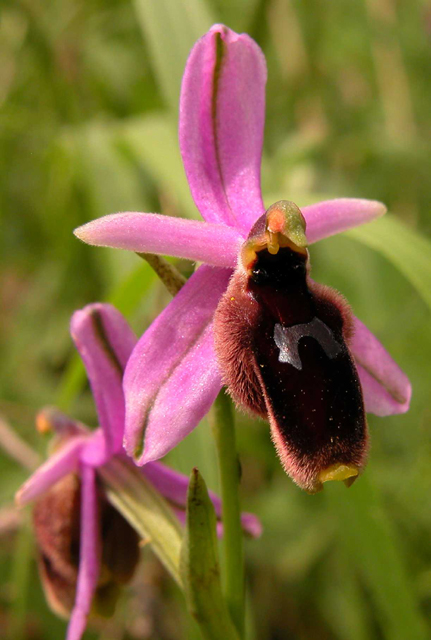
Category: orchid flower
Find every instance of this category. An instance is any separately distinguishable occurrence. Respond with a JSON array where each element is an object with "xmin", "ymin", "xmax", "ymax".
[
  {"xmin": 16, "ymin": 303, "xmax": 261, "ymax": 640},
  {"xmin": 74, "ymin": 25, "xmax": 411, "ymax": 490}
]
